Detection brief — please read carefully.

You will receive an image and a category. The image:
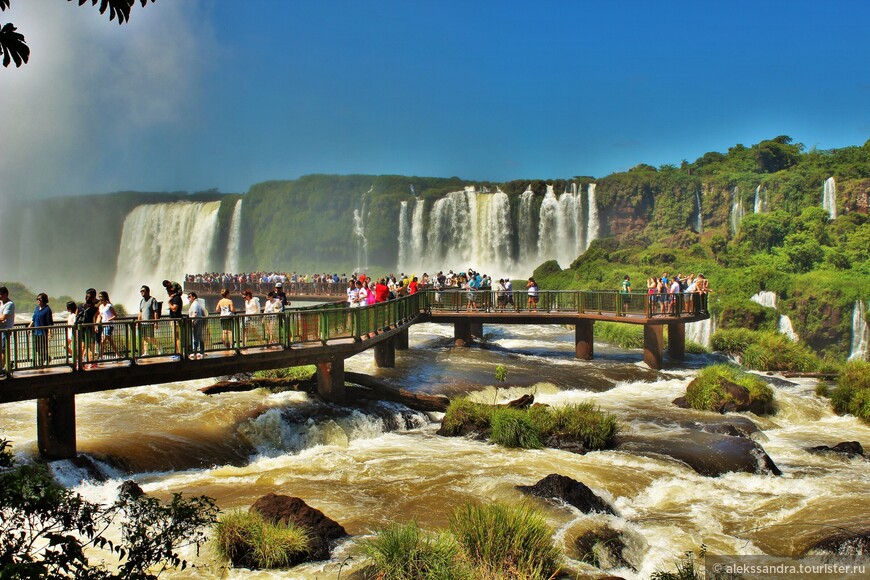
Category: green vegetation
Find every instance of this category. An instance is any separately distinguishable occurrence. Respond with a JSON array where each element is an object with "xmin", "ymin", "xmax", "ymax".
[
  {"xmin": 685, "ymin": 364, "xmax": 774, "ymax": 414},
  {"xmin": 252, "ymin": 365, "xmax": 316, "ymax": 381},
  {"xmin": 711, "ymin": 329, "xmax": 824, "ymax": 372},
  {"xmin": 829, "ymin": 360, "xmax": 870, "ymax": 423},
  {"xmin": 363, "ymin": 502, "xmax": 560, "ymax": 580},
  {"xmin": 441, "ymin": 398, "xmax": 620, "ymax": 451},
  {"xmin": 213, "ymin": 509, "xmax": 310, "ymax": 570},
  {"xmin": 650, "ymin": 545, "xmax": 706, "ymax": 580},
  {"xmin": 0, "ymin": 439, "xmax": 217, "ymax": 578},
  {"xmin": 361, "ymin": 520, "xmax": 462, "ymax": 580}
]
